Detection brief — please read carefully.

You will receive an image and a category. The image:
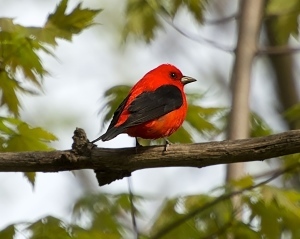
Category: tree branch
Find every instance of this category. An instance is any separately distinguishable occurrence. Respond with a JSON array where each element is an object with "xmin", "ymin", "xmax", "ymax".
[
  {"xmin": 258, "ymin": 46, "xmax": 300, "ymax": 55},
  {"xmin": 0, "ymin": 128, "xmax": 300, "ymax": 185},
  {"xmin": 159, "ymin": 14, "xmax": 233, "ymax": 53}
]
